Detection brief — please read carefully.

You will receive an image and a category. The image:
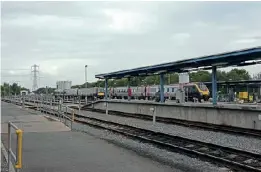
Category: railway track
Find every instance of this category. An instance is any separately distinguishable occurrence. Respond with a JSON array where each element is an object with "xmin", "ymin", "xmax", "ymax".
[
  {"xmin": 80, "ymin": 107, "xmax": 261, "ymax": 138},
  {"xmin": 5, "ymin": 99, "xmax": 261, "ymax": 138},
  {"xmin": 3, "ymin": 100, "xmax": 261, "ymax": 171},
  {"xmin": 63, "ymin": 111, "xmax": 261, "ymax": 172}
]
